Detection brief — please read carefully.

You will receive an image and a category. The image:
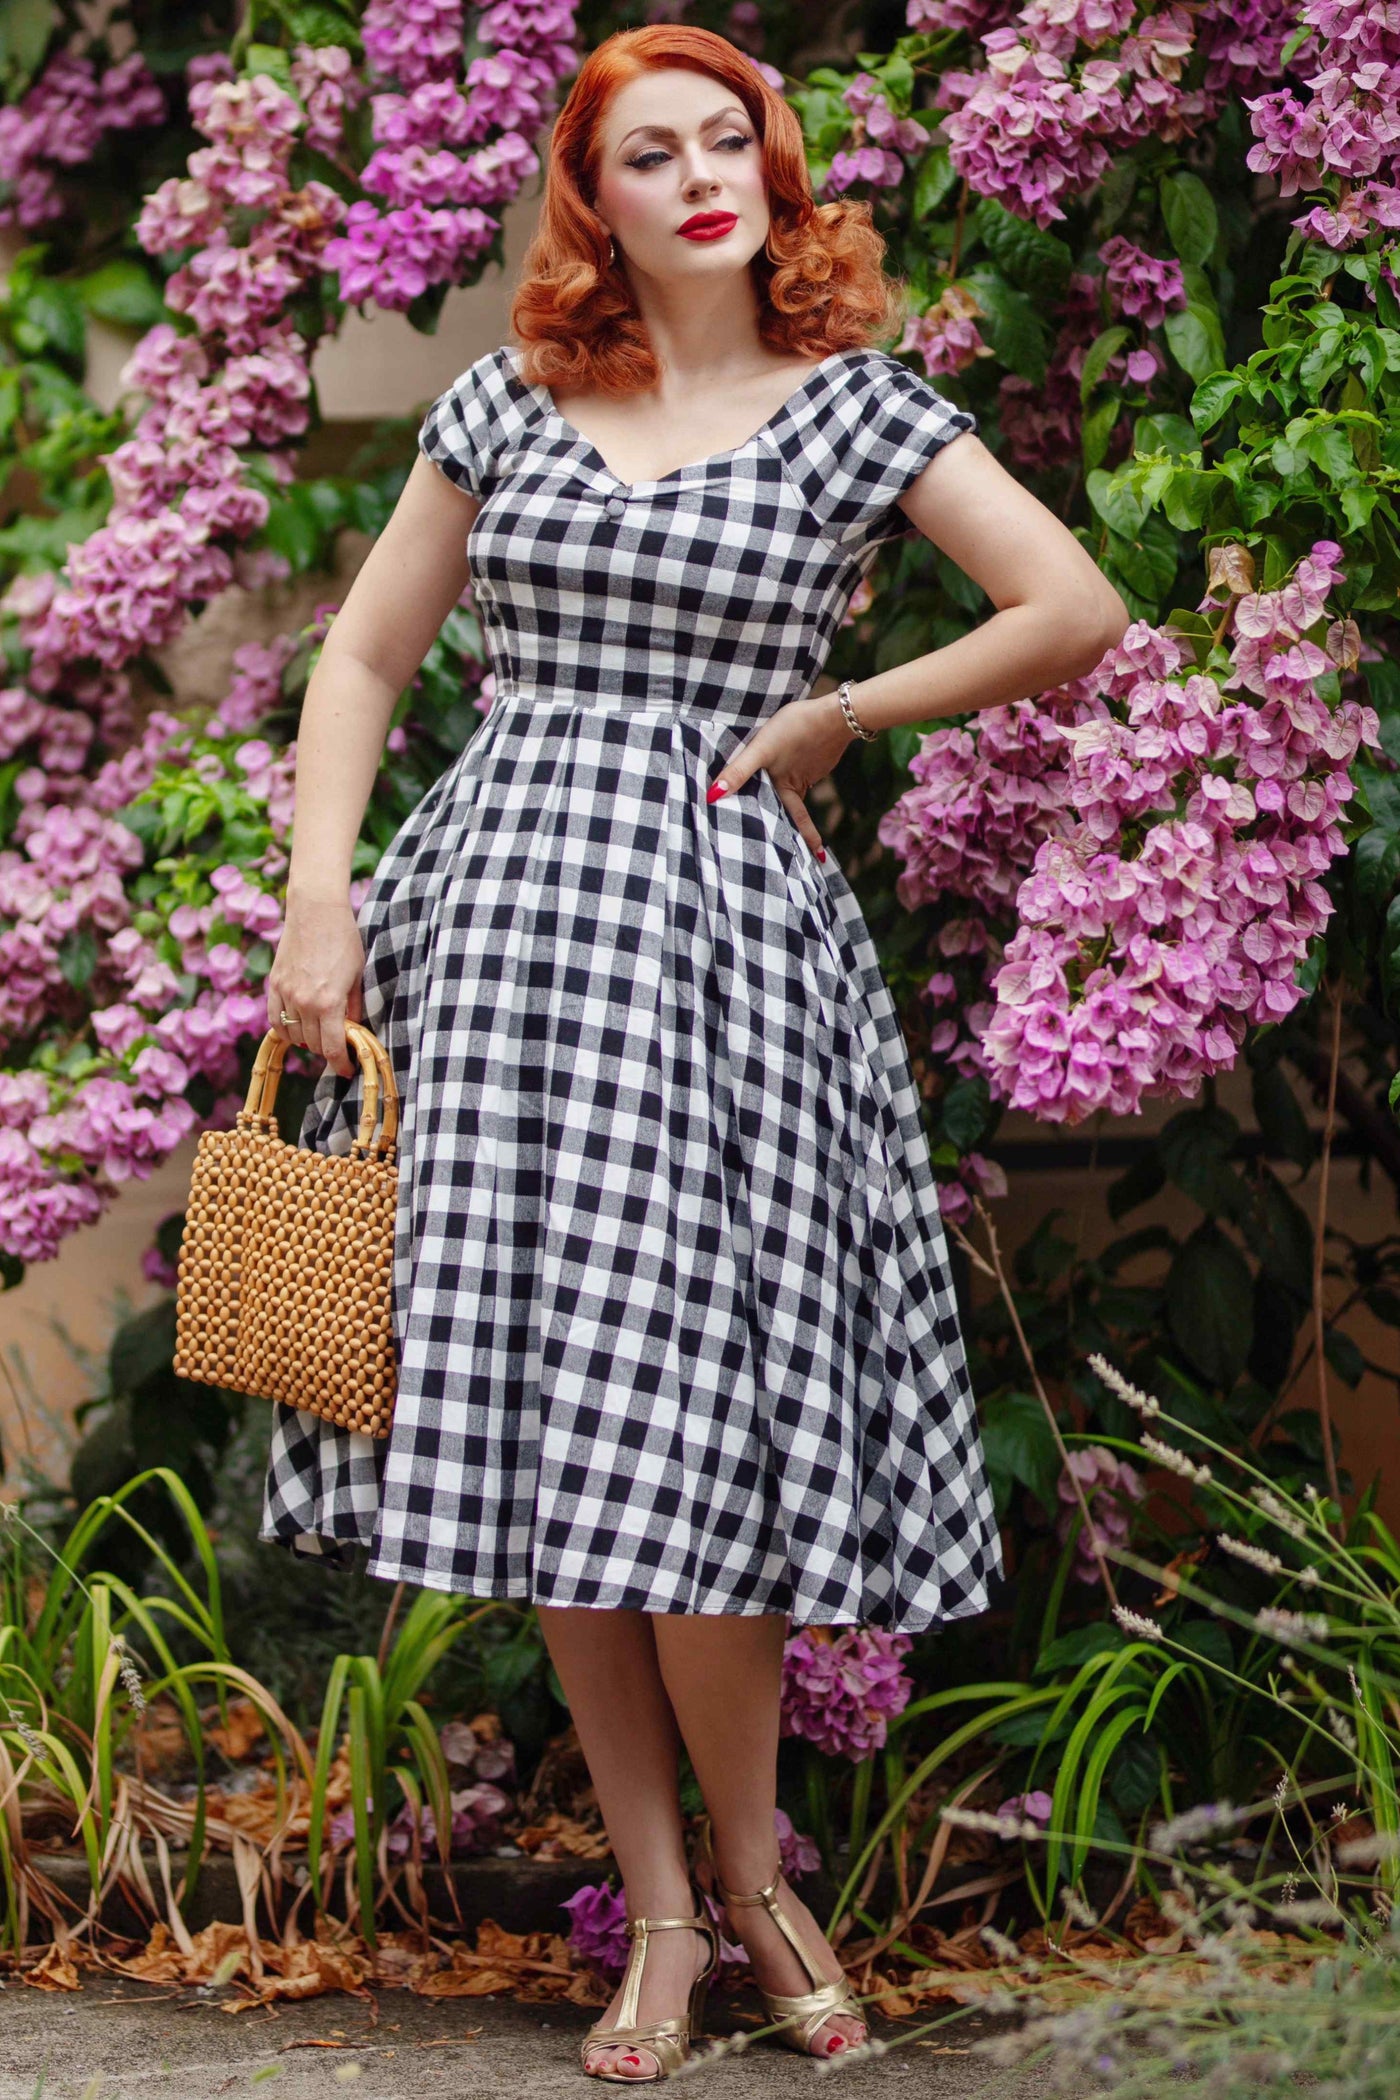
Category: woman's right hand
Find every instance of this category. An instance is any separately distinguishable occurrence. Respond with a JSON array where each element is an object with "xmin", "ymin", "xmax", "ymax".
[{"xmin": 266, "ymin": 894, "xmax": 367, "ymax": 1080}]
